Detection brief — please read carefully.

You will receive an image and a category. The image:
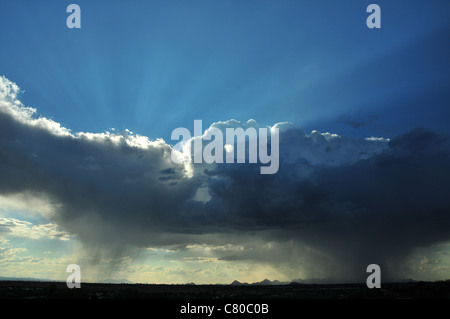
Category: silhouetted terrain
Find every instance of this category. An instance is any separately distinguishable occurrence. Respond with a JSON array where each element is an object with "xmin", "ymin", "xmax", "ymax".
[{"xmin": 1, "ymin": 280, "xmax": 449, "ymax": 299}]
